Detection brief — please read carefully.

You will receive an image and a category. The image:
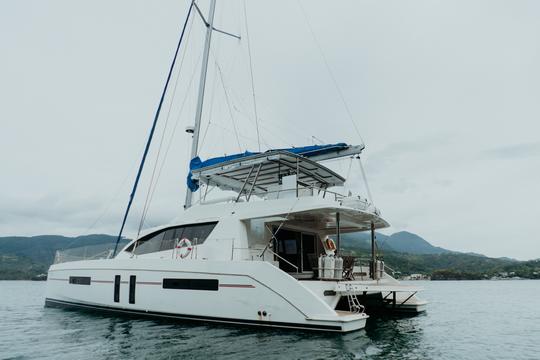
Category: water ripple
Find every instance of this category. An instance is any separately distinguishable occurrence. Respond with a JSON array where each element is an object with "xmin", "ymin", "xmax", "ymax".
[{"xmin": 1, "ymin": 281, "xmax": 539, "ymax": 360}]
